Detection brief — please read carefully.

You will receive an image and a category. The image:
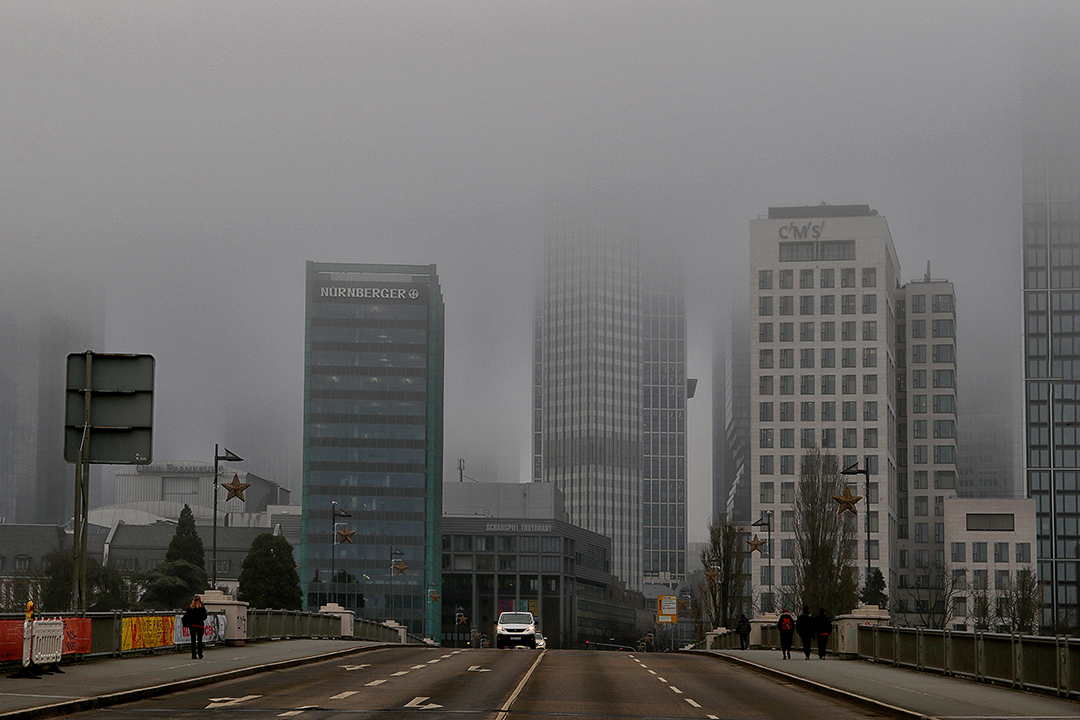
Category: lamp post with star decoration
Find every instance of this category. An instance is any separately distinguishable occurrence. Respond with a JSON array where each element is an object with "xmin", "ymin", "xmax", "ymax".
[
  {"xmin": 839, "ymin": 460, "xmax": 869, "ymax": 592},
  {"xmin": 749, "ymin": 510, "xmax": 773, "ymax": 612},
  {"xmin": 331, "ymin": 501, "xmax": 353, "ymax": 606},
  {"xmin": 212, "ymin": 445, "xmax": 244, "ymax": 589}
]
